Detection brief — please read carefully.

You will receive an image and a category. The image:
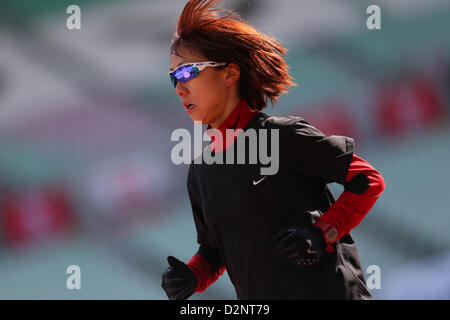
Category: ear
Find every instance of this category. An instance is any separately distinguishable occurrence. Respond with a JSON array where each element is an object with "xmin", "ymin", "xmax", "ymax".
[{"xmin": 223, "ymin": 63, "xmax": 240, "ymax": 87}]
